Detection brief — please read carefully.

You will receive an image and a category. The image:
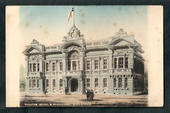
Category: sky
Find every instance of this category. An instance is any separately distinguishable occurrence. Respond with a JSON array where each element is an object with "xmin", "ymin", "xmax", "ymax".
[
  {"xmin": 6, "ymin": 6, "xmax": 163, "ymax": 107},
  {"xmin": 19, "ymin": 6, "xmax": 148, "ymax": 43}
]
